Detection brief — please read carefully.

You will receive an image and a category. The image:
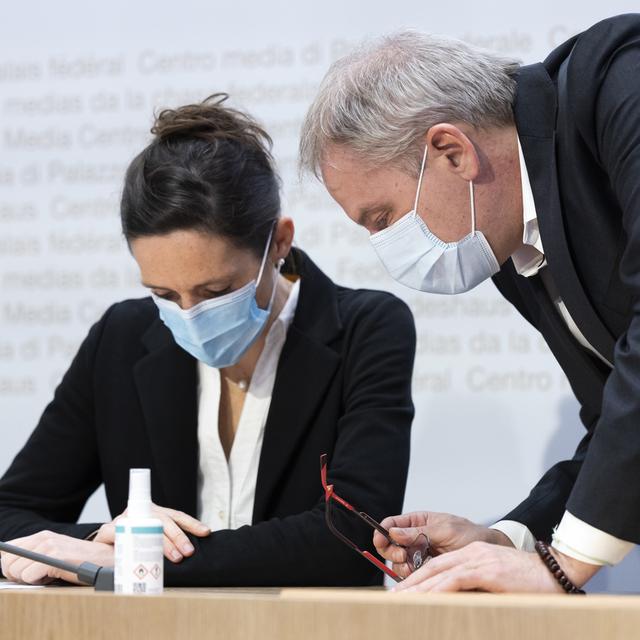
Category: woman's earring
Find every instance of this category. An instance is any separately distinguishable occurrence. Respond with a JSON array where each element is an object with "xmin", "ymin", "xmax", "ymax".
[{"xmin": 277, "ymin": 258, "xmax": 285, "ymax": 268}]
